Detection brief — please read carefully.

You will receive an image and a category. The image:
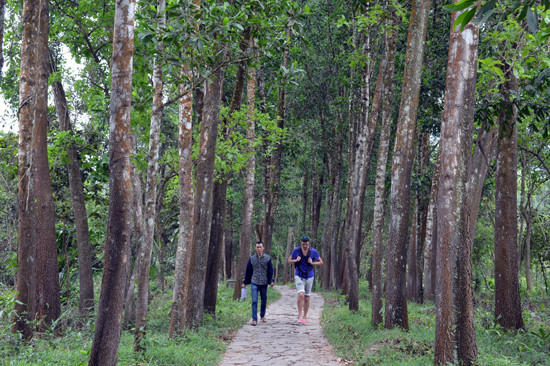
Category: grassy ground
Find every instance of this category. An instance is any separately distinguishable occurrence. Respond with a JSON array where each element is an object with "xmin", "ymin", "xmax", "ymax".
[
  {"xmin": 320, "ymin": 281, "xmax": 550, "ymax": 365},
  {"xmin": 0, "ymin": 282, "xmax": 281, "ymax": 366}
]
